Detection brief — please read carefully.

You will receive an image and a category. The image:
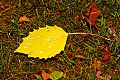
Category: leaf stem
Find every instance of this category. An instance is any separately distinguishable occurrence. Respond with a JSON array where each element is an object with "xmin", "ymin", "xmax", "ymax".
[{"xmin": 68, "ymin": 32, "xmax": 111, "ymax": 41}]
